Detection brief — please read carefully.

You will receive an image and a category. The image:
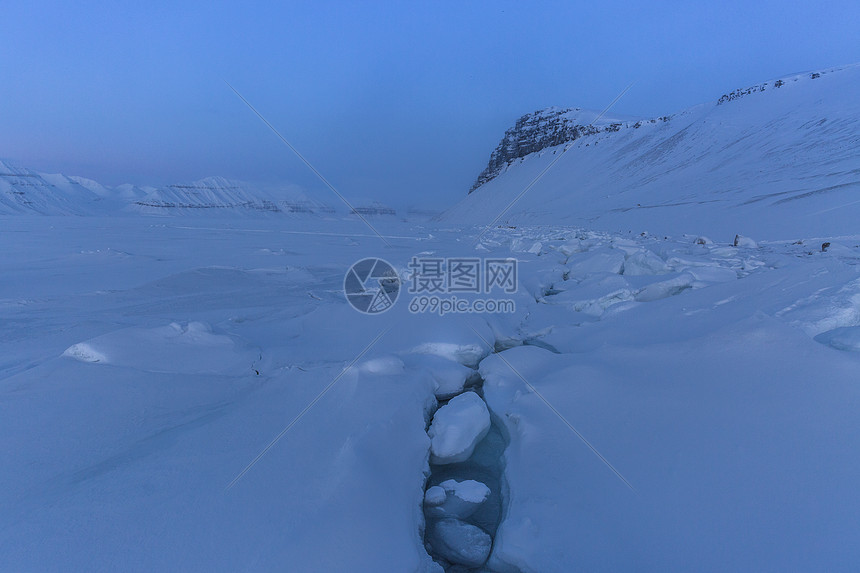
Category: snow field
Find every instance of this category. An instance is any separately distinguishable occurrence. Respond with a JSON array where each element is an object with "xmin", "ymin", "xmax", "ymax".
[{"xmin": 4, "ymin": 216, "xmax": 860, "ymax": 571}]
